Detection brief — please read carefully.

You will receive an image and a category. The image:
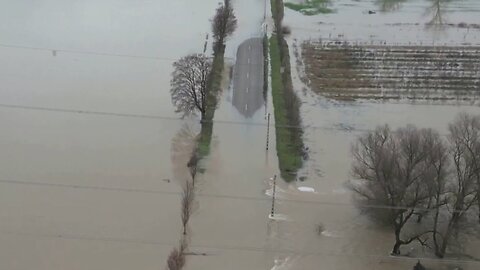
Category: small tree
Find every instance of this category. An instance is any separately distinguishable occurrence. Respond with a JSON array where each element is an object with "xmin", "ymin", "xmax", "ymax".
[
  {"xmin": 171, "ymin": 54, "xmax": 212, "ymax": 120},
  {"xmin": 181, "ymin": 181, "xmax": 195, "ymax": 235},
  {"xmin": 212, "ymin": 0, "xmax": 237, "ymax": 53},
  {"xmin": 425, "ymin": 0, "xmax": 448, "ymax": 27}
]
